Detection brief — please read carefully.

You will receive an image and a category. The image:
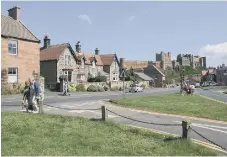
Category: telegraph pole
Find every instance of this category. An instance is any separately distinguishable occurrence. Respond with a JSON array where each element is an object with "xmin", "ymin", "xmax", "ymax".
[{"xmin": 180, "ymin": 66, "xmax": 185, "ymax": 96}]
